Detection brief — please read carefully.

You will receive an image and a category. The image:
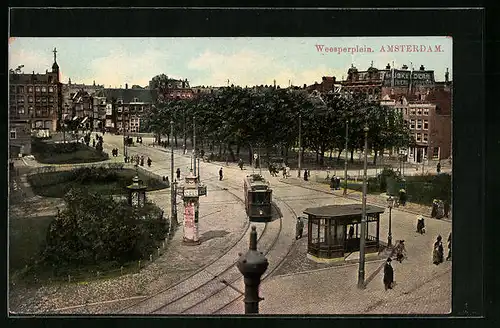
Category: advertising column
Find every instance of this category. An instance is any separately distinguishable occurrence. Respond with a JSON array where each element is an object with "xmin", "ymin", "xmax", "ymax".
[{"xmin": 182, "ymin": 172, "xmax": 200, "ymax": 245}]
